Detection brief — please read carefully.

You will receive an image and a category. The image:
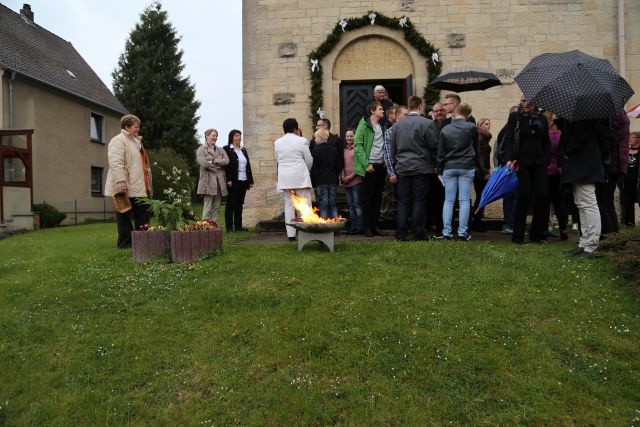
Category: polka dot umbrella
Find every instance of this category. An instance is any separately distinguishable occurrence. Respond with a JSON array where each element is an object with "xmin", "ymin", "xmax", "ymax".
[{"xmin": 514, "ymin": 50, "xmax": 634, "ymax": 121}]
